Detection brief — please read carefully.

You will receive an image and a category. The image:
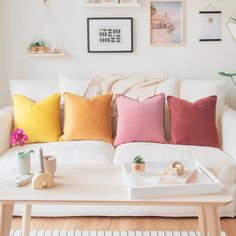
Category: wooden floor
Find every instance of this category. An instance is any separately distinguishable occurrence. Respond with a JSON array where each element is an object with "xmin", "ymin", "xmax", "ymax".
[{"xmin": 12, "ymin": 217, "xmax": 236, "ymax": 236}]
